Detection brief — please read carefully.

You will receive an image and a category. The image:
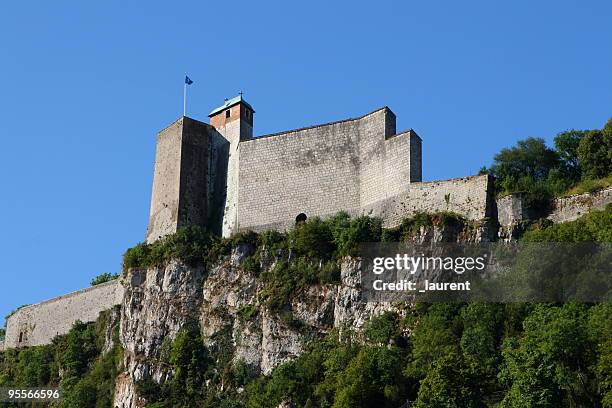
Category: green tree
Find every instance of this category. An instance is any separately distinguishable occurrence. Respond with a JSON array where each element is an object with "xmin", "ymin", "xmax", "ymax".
[
  {"xmin": 490, "ymin": 137, "xmax": 559, "ymax": 186},
  {"xmin": 167, "ymin": 323, "xmax": 209, "ymax": 406},
  {"xmin": 414, "ymin": 353, "xmax": 482, "ymax": 408},
  {"xmin": 554, "ymin": 129, "xmax": 587, "ymax": 180},
  {"xmin": 405, "ymin": 303, "xmax": 461, "ymax": 379},
  {"xmin": 577, "ymin": 129, "xmax": 612, "ymax": 180},
  {"xmin": 499, "ymin": 303, "xmax": 598, "ymax": 407},
  {"xmin": 333, "ymin": 347, "xmax": 408, "ymax": 408},
  {"xmin": 588, "ymin": 303, "xmax": 612, "ymax": 407}
]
